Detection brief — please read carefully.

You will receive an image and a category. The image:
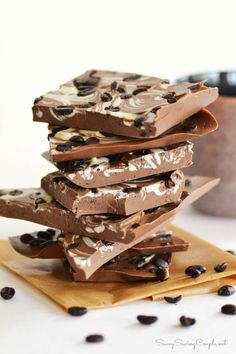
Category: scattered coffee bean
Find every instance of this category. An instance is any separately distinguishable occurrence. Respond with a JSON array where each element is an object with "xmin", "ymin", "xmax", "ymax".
[
  {"xmin": 120, "ymin": 93, "xmax": 132, "ymax": 99},
  {"xmin": 227, "ymin": 250, "xmax": 236, "ymax": 255},
  {"xmin": 214, "ymin": 262, "xmax": 227, "ymax": 272},
  {"xmin": 53, "ymin": 106, "xmax": 74, "ymax": 115},
  {"xmin": 46, "ymin": 228, "xmax": 56, "ymax": 236},
  {"xmin": 84, "ymin": 137, "xmax": 100, "ymax": 145},
  {"xmin": 73, "ymin": 78, "xmax": 99, "ymax": 89},
  {"xmin": 9, "ymin": 189, "xmax": 23, "ymax": 196},
  {"xmin": 123, "ymin": 74, "xmax": 141, "ymax": 81},
  {"xmin": 101, "ymin": 92, "xmax": 112, "ymax": 102},
  {"xmin": 20, "ymin": 233, "xmax": 34, "ymax": 244},
  {"xmin": 154, "ymin": 257, "xmax": 169, "ymax": 269},
  {"xmin": 35, "ymin": 198, "xmax": 46, "ymax": 205},
  {"xmin": 185, "ymin": 265, "xmax": 206, "ymax": 278},
  {"xmin": 37, "ymin": 230, "xmax": 53, "ymax": 240},
  {"xmin": 69, "ymin": 136, "xmax": 85, "ymax": 145},
  {"xmin": 156, "ymin": 267, "xmax": 169, "ymax": 281},
  {"xmin": 56, "ymin": 143, "xmax": 72, "ymax": 152},
  {"xmin": 133, "ymin": 87, "xmax": 148, "ymax": 95},
  {"xmin": 117, "ymin": 85, "xmax": 126, "ymax": 93},
  {"xmin": 1, "ymin": 287, "xmax": 15, "ymax": 300},
  {"xmin": 134, "ymin": 115, "xmax": 146, "ymax": 128},
  {"xmin": 166, "ymin": 96, "xmax": 177, "ymax": 103},
  {"xmin": 105, "ymin": 106, "xmax": 120, "ymax": 112},
  {"xmin": 185, "ymin": 178, "xmax": 192, "ymax": 187},
  {"xmin": 85, "ymin": 334, "xmax": 104, "ymax": 343},
  {"xmin": 164, "ymin": 295, "xmax": 182, "ymax": 304},
  {"xmin": 67, "ymin": 306, "xmax": 88, "ymax": 316},
  {"xmin": 110, "ymin": 81, "xmax": 118, "ymax": 90},
  {"xmin": 137, "ymin": 315, "xmax": 158, "ymax": 325},
  {"xmin": 221, "ymin": 304, "xmax": 236, "ymax": 315},
  {"xmin": 218, "ymin": 285, "xmax": 235, "ymax": 297},
  {"xmin": 179, "ymin": 315, "xmax": 196, "ymax": 327}
]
